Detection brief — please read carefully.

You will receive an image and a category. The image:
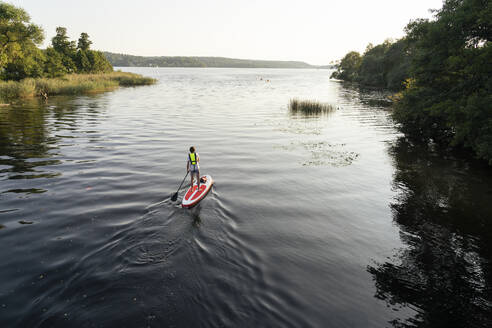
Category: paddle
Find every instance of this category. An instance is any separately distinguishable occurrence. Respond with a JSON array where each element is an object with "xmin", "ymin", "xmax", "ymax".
[{"xmin": 171, "ymin": 171, "xmax": 189, "ymax": 201}]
